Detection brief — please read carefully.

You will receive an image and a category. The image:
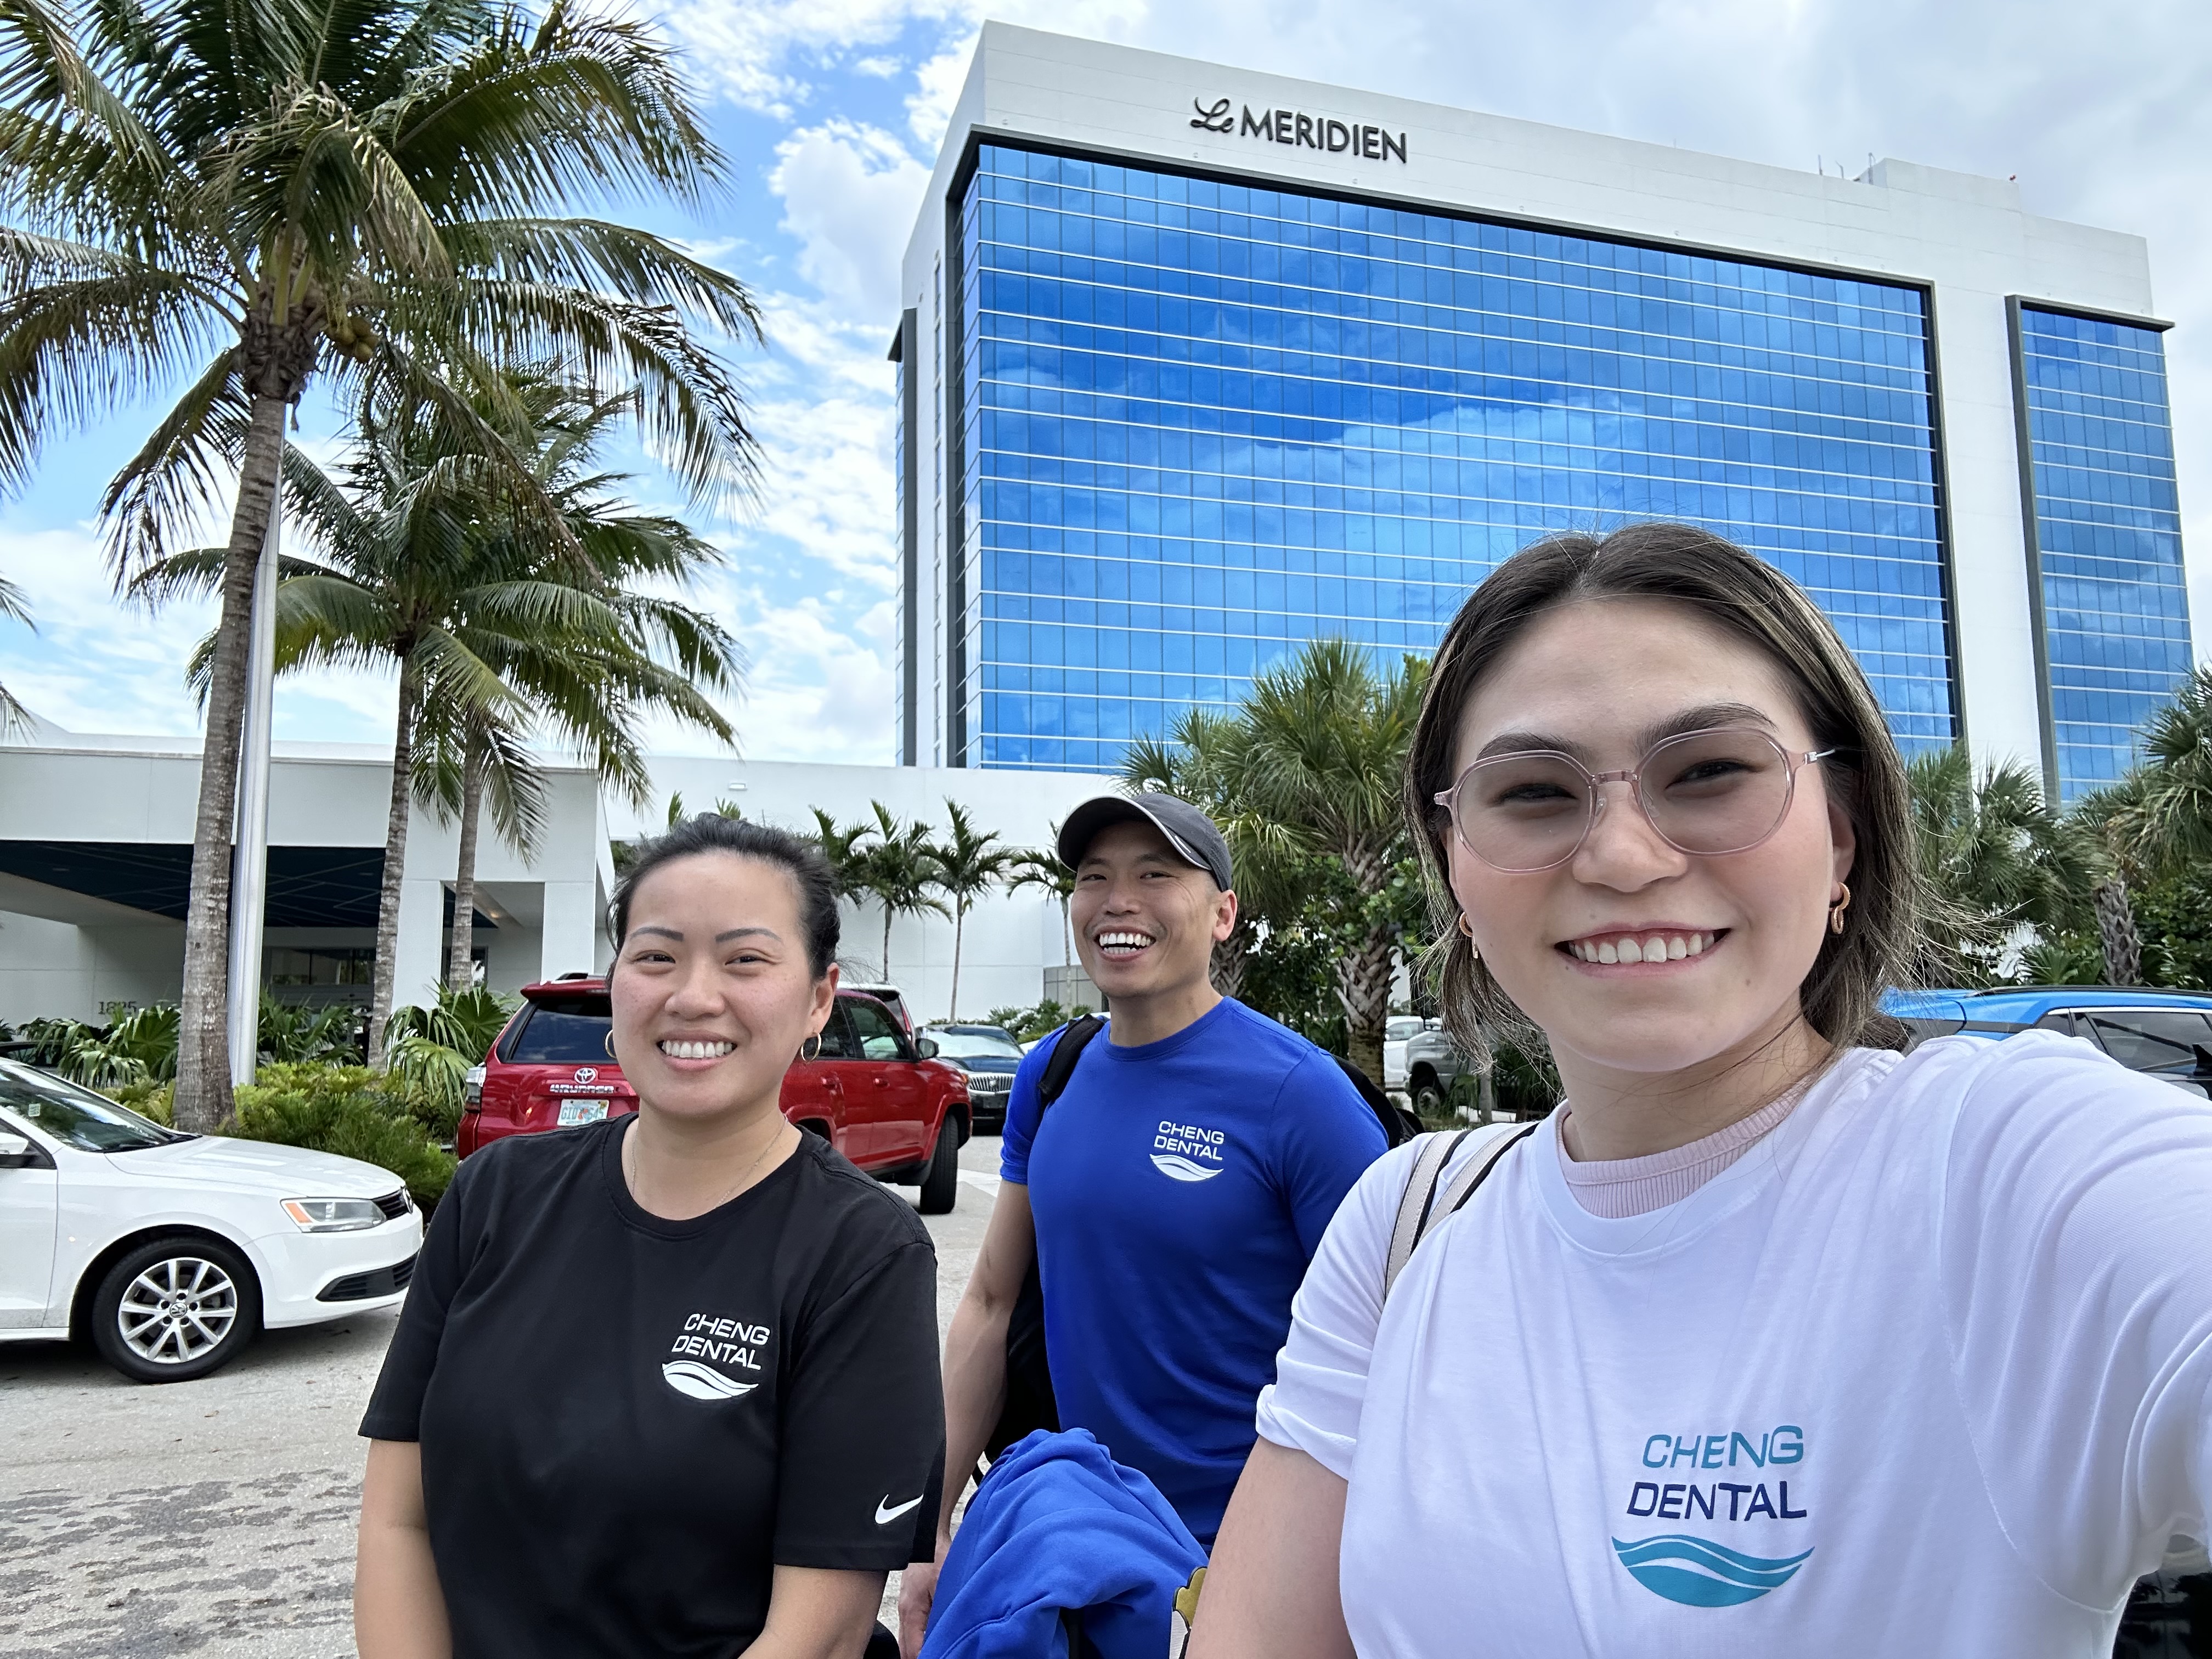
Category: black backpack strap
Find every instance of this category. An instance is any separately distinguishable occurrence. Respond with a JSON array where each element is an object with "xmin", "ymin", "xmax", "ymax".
[
  {"xmin": 1381, "ymin": 1123, "xmax": 1536, "ymax": 1302},
  {"xmin": 1036, "ymin": 1014, "xmax": 1107, "ymax": 1113},
  {"xmin": 1329, "ymin": 1052, "xmax": 1423, "ymax": 1147},
  {"xmin": 985, "ymin": 1016, "xmax": 1104, "ymax": 1462}
]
